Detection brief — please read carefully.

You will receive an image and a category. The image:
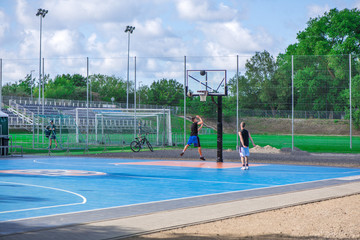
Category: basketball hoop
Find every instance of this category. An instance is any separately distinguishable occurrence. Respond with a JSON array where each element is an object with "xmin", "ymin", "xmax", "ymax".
[{"xmin": 198, "ymin": 90, "xmax": 208, "ymax": 102}]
